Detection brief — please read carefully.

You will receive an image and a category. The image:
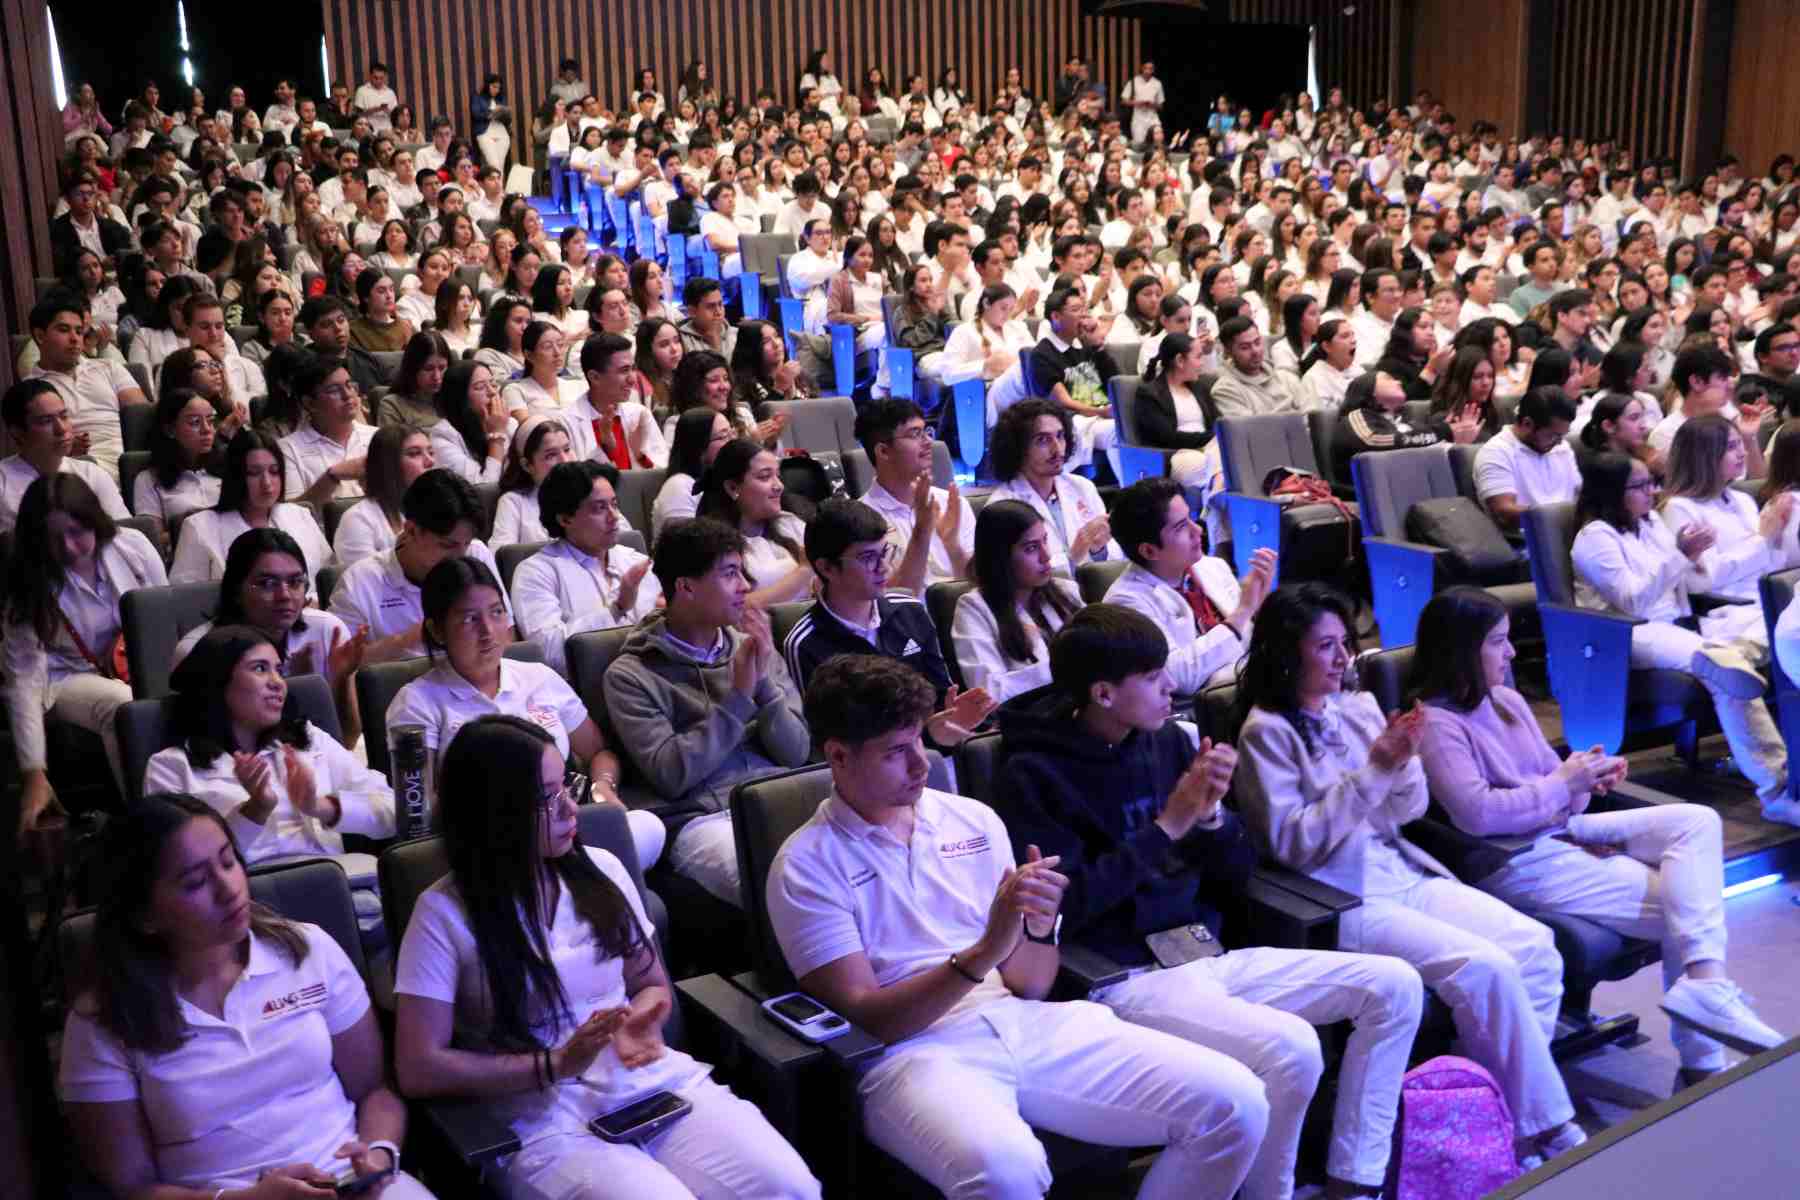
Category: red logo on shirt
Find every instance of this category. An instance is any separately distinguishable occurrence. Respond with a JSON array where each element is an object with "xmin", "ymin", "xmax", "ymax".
[
  {"xmin": 940, "ymin": 836, "xmax": 990, "ymax": 859},
  {"xmin": 525, "ymin": 704, "xmax": 562, "ymax": 734},
  {"xmin": 261, "ymin": 982, "xmax": 327, "ymax": 1019}
]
